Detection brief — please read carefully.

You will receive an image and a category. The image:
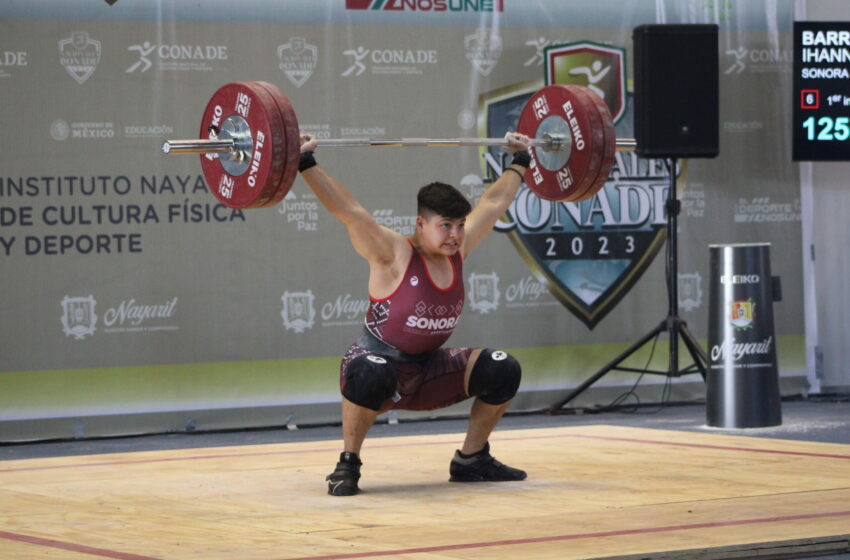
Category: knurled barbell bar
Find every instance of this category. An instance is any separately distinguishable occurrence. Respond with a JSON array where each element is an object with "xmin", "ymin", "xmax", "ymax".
[
  {"xmin": 162, "ymin": 134, "xmax": 572, "ymax": 153},
  {"xmin": 161, "ymin": 81, "xmax": 637, "ymax": 209}
]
